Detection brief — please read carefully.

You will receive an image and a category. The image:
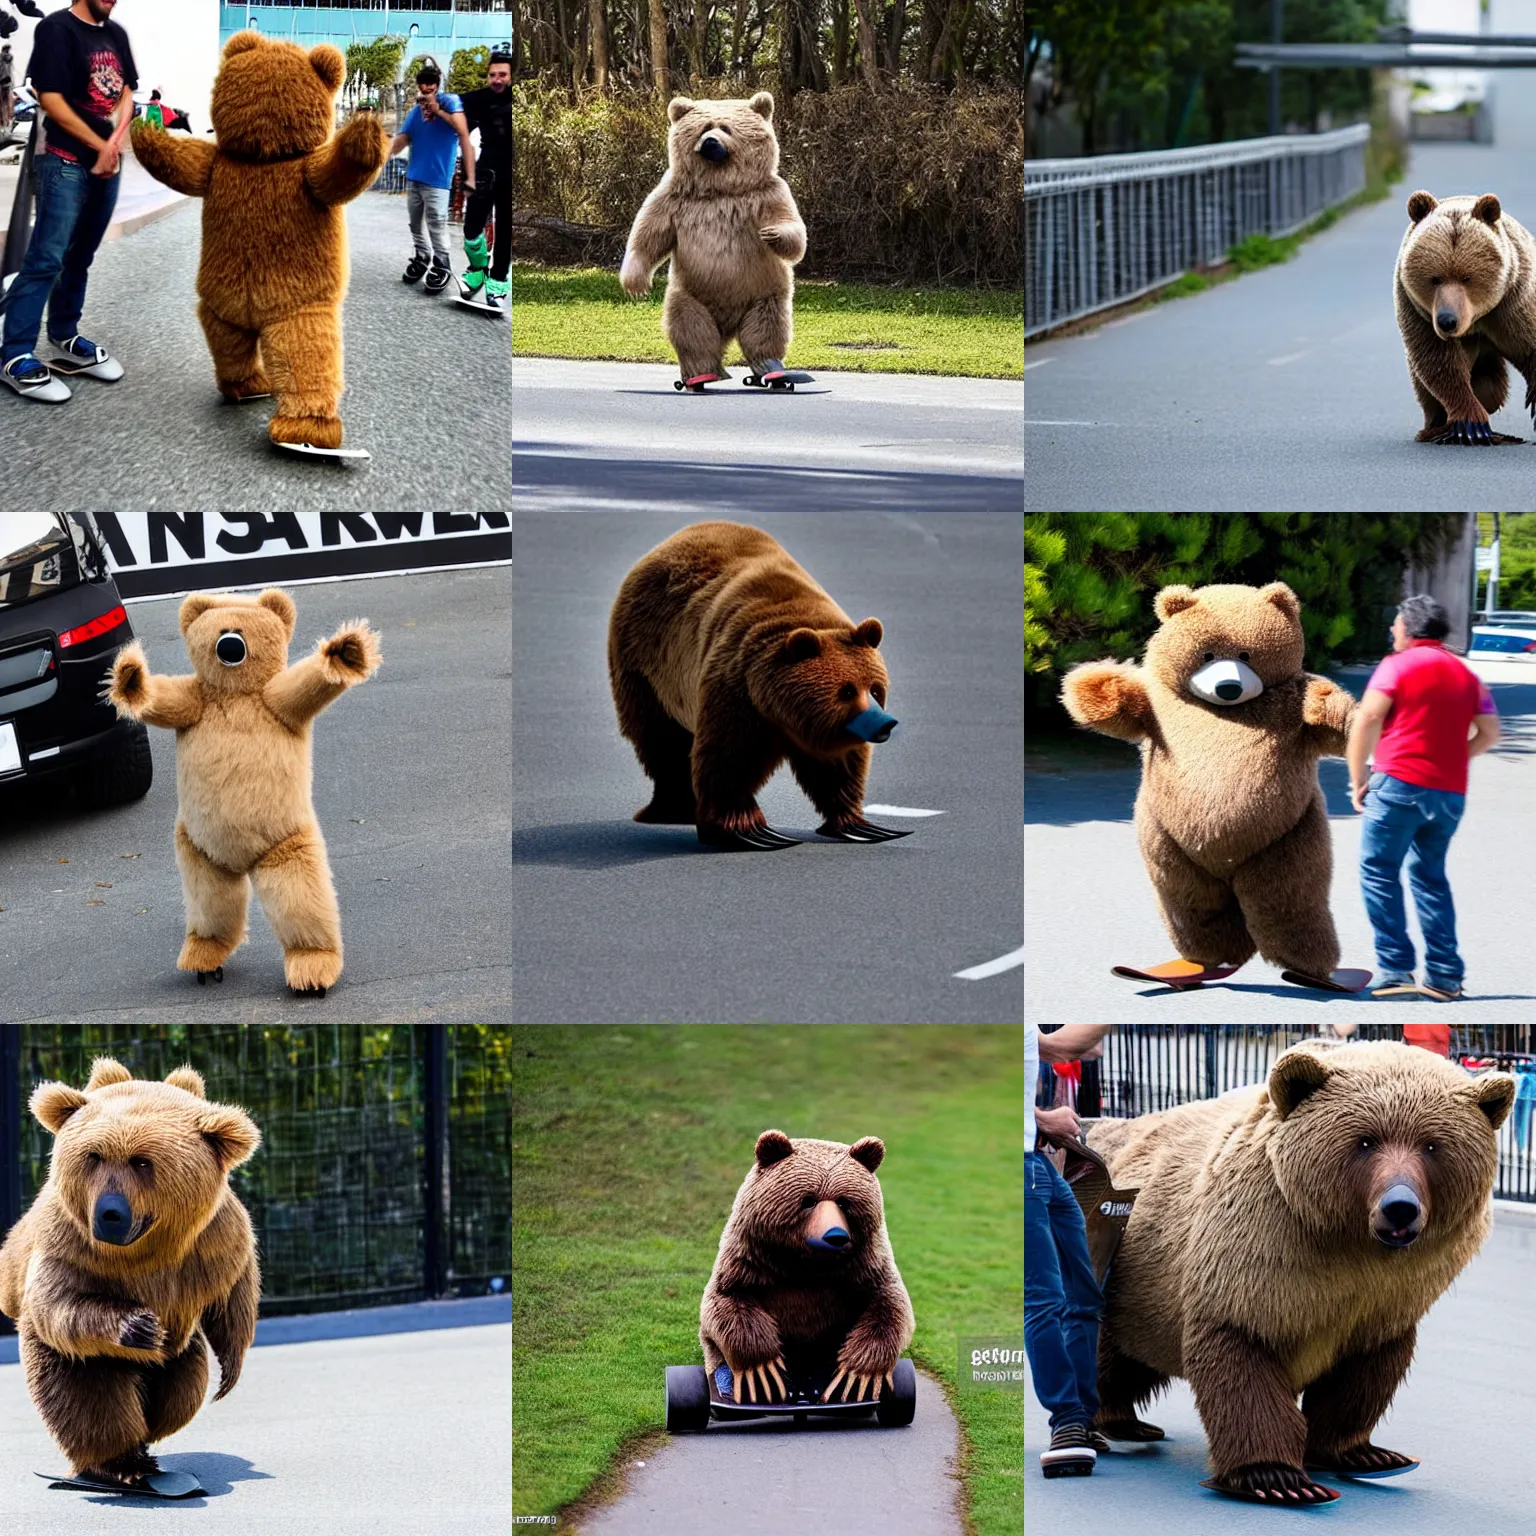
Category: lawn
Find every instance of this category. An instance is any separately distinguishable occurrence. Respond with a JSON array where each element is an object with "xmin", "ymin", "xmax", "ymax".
[
  {"xmin": 512, "ymin": 1024, "xmax": 1024, "ymax": 1534},
  {"xmin": 511, "ymin": 265, "xmax": 1025, "ymax": 379}
]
